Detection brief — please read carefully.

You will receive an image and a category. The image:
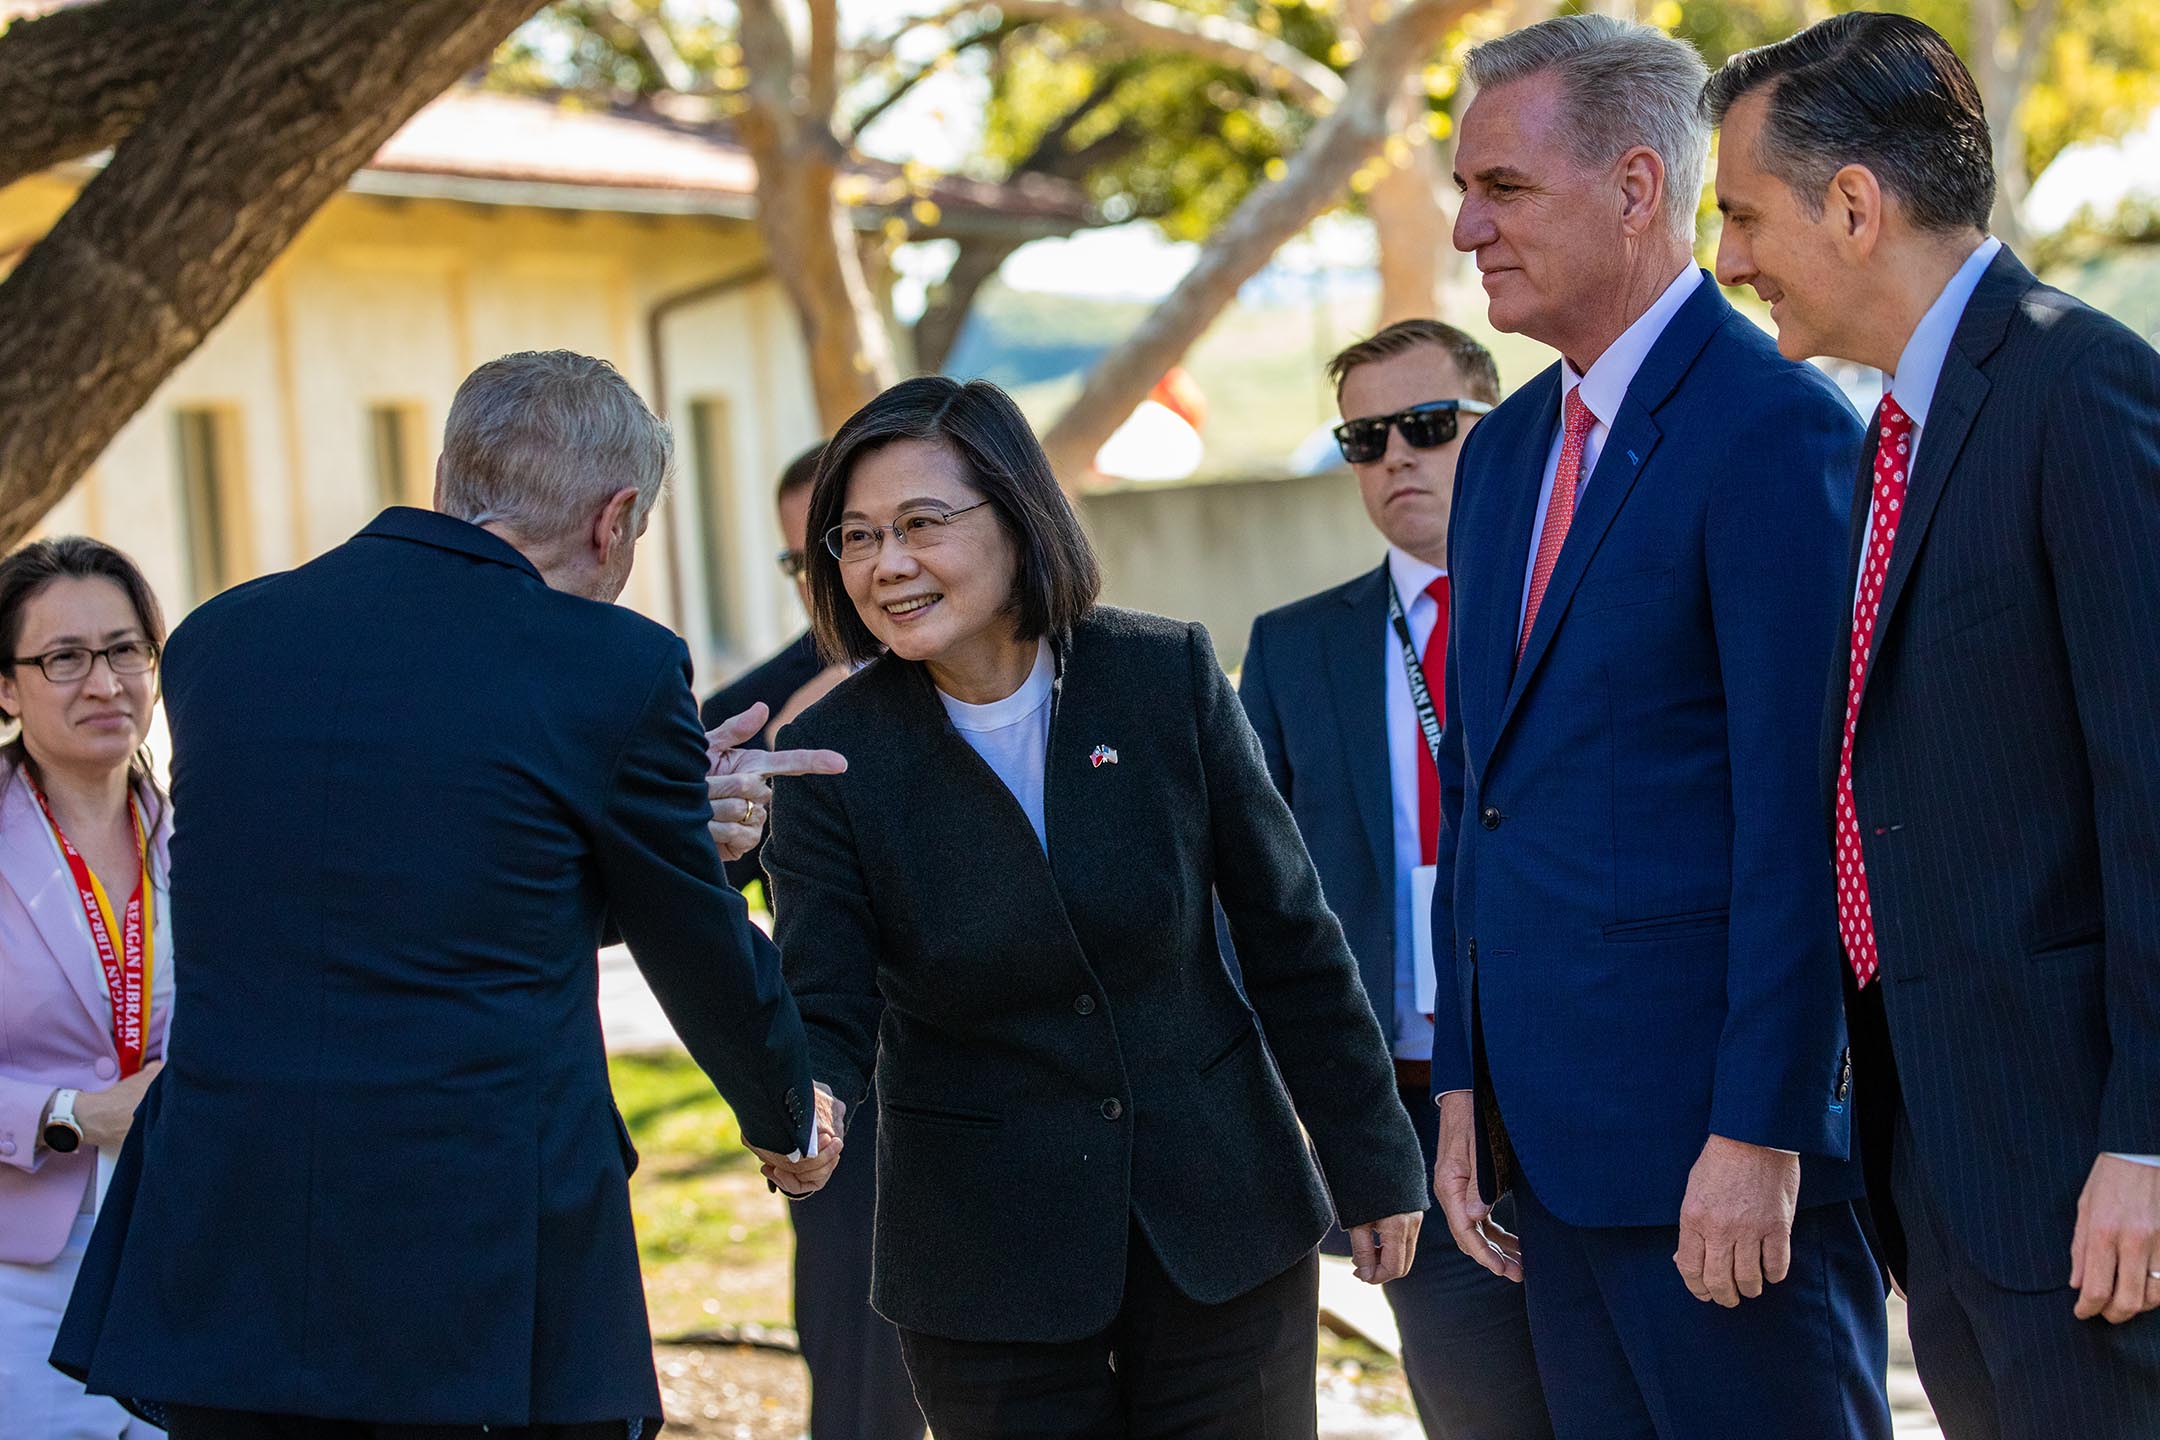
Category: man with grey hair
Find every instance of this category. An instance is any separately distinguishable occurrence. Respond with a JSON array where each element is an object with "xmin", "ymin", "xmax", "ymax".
[
  {"xmin": 1423, "ymin": 16, "xmax": 1892, "ymax": 1436},
  {"xmin": 55, "ymin": 350, "xmax": 846, "ymax": 1439}
]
